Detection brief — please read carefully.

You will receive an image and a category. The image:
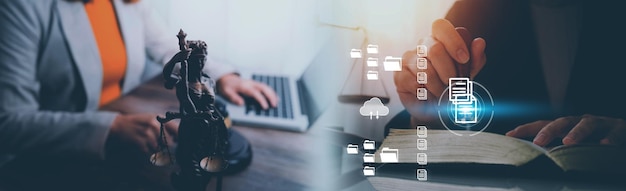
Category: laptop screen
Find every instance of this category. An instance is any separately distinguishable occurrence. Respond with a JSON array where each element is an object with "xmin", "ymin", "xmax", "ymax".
[{"xmin": 299, "ymin": 34, "xmax": 351, "ymax": 124}]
